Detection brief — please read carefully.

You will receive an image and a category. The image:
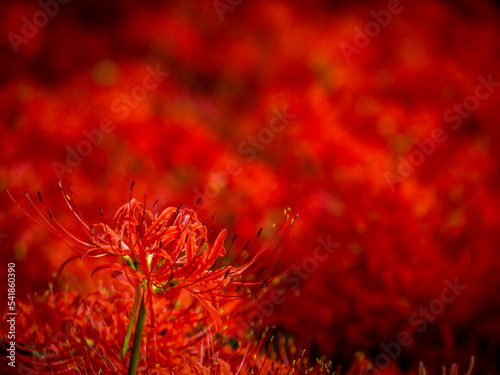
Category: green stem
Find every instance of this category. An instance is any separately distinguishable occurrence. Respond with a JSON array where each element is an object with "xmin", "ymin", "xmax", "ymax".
[
  {"xmin": 120, "ymin": 285, "xmax": 141, "ymax": 359},
  {"xmin": 127, "ymin": 292, "xmax": 147, "ymax": 375}
]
